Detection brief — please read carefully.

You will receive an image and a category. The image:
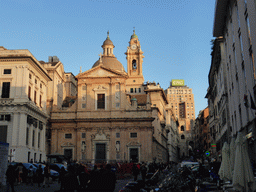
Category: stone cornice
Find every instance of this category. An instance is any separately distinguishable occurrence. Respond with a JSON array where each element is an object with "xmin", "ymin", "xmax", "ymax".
[
  {"xmin": 0, "ymin": 57, "xmax": 52, "ymax": 81},
  {"xmin": 50, "ymin": 117, "xmax": 155, "ymax": 123}
]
